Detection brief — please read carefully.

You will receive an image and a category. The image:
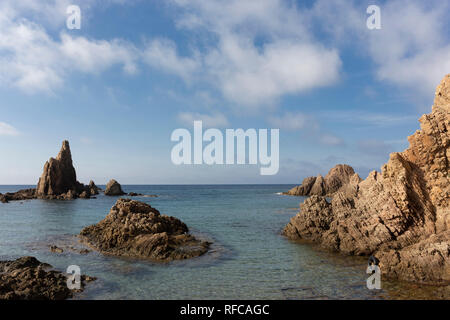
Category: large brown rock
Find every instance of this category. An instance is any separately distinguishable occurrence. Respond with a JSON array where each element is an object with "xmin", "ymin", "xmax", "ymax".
[
  {"xmin": 104, "ymin": 179, "xmax": 126, "ymax": 196},
  {"xmin": 0, "ymin": 256, "xmax": 95, "ymax": 300},
  {"xmin": 80, "ymin": 199, "xmax": 210, "ymax": 261},
  {"xmin": 284, "ymin": 164, "xmax": 360, "ymax": 196},
  {"xmin": 283, "ymin": 74, "xmax": 450, "ymax": 284},
  {"xmin": 37, "ymin": 140, "xmax": 78, "ymax": 196},
  {"xmin": 35, "ymin": 140, "xmax": 93, "ymax": 200}
]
